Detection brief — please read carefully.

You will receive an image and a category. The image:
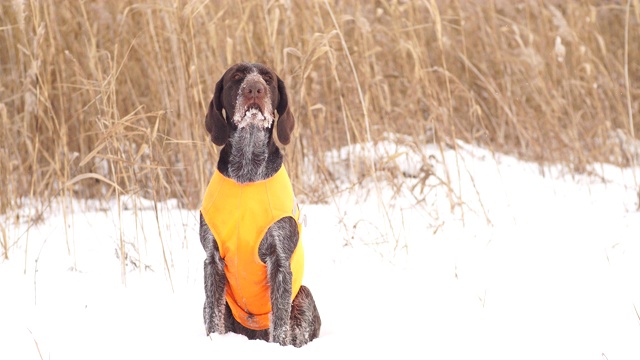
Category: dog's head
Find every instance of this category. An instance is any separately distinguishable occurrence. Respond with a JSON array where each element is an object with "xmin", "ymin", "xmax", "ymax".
[{"xmin": 205, "ymin": 63, "xmax": 295, "ymax": 146}]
